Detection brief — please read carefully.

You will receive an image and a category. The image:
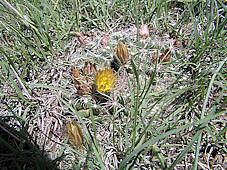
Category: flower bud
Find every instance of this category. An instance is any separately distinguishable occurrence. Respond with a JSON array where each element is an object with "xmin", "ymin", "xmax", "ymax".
[
  {"xmin": 101, "ymin": 35, "xmax": 109, "ymax": 46},
  {"xmin": 139, "ymin": 25, "xmax": 149, "ymax": 39},
  {"xmin": 67, "ymin": 122, "xmax": 84, "ymax": 148},
  {"xmin": 75, "ymin": 32, "xmax": 87, "ymax": 45},
  {"xmin": 116, "ymin": 41, "xmax": 130, "ymax": 64}
]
